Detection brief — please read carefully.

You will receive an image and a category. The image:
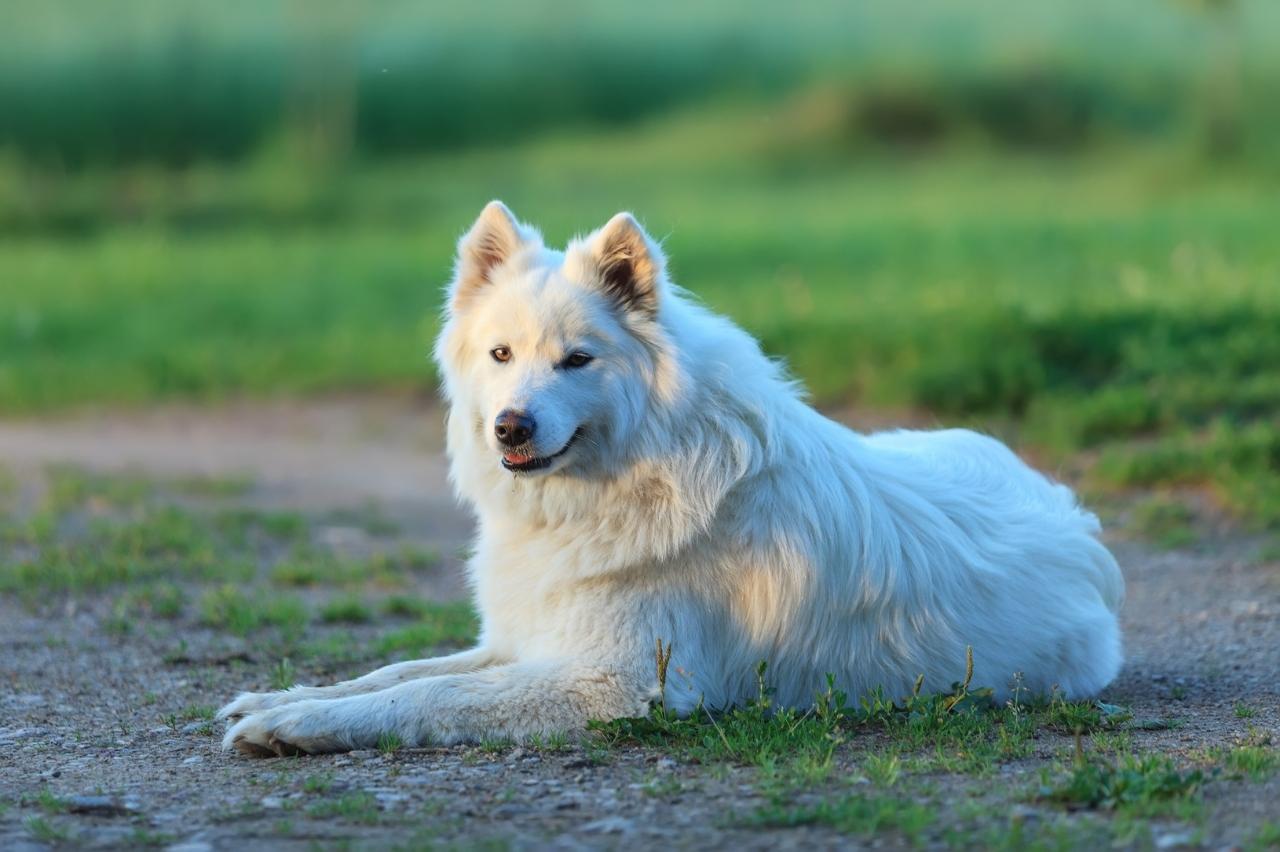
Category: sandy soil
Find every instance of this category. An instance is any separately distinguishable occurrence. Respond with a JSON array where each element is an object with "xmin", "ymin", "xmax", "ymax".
[{"xmin": 0, "ymin": 397, "xmax": 1277, "ymax": 850}]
